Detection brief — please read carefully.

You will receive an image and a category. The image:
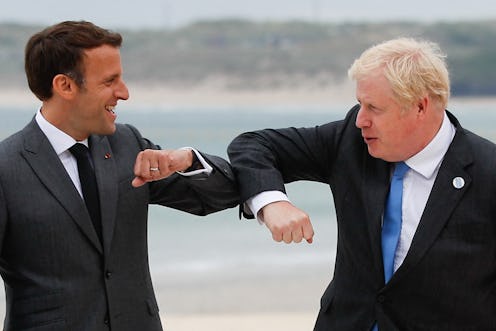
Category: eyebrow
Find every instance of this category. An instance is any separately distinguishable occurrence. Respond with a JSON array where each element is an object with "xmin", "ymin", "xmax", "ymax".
[{"xmin": 102, "ymin": 73, "xmax": 120, "ymax": 83}]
